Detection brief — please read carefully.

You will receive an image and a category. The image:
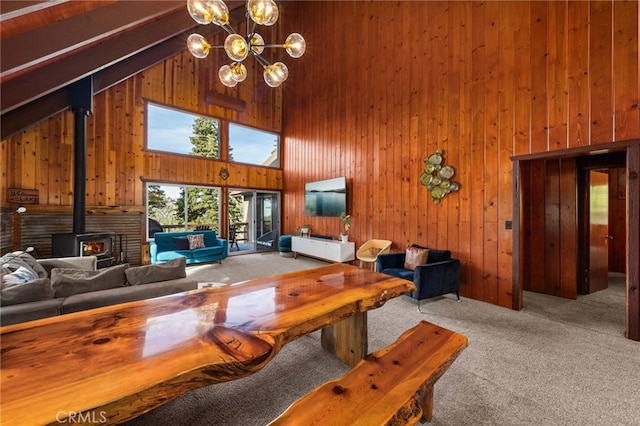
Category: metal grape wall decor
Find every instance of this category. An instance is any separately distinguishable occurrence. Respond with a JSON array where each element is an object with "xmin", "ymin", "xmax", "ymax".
[{"xmin": 419, "ymin": 149, "xmax": 459, "ymax": 203}]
